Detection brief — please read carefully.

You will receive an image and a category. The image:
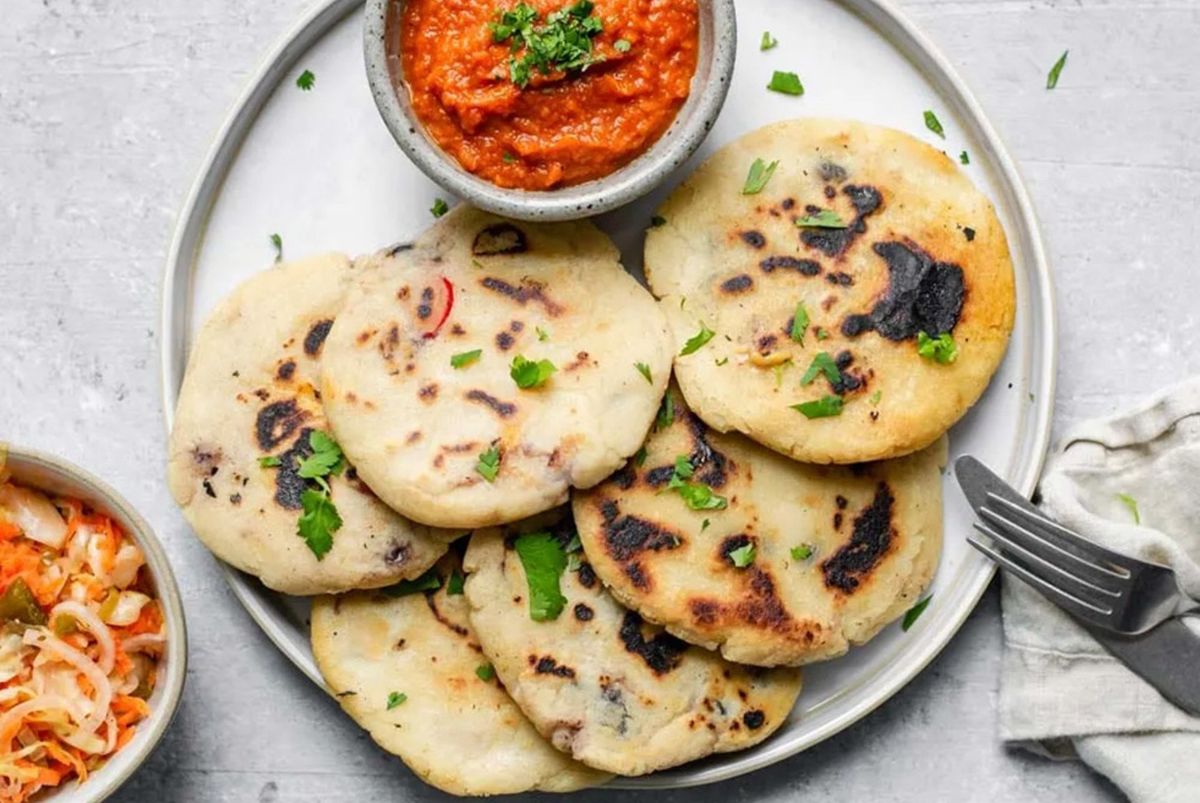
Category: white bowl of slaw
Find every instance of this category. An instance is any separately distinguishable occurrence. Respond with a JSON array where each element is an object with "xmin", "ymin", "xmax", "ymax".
[{"xmin": 0, "ymin": 445, "xmax": 186, "ymax": 803}]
